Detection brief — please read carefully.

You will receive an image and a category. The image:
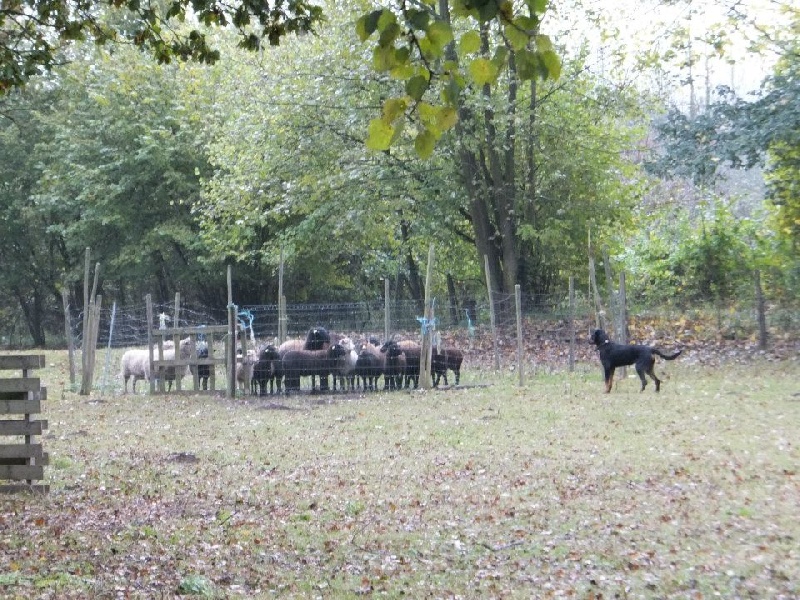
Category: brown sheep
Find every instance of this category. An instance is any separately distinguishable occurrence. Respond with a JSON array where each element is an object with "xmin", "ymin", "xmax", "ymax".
[{"xmin": 432, "ymin": 346, "xmax": 464, "ymax": 386}]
